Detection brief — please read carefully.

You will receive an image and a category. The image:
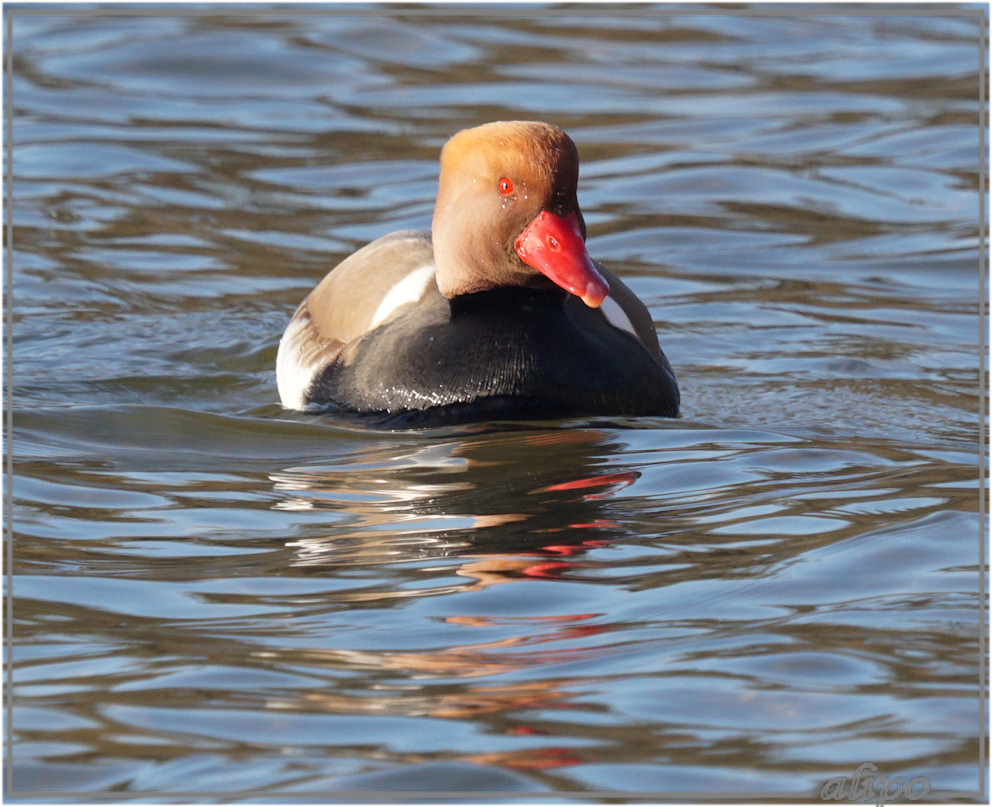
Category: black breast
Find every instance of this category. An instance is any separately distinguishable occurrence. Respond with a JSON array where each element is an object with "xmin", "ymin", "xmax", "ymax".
[{"xmin": 307, "ymin": 286, "xmax": 679, "ymax": 424}]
